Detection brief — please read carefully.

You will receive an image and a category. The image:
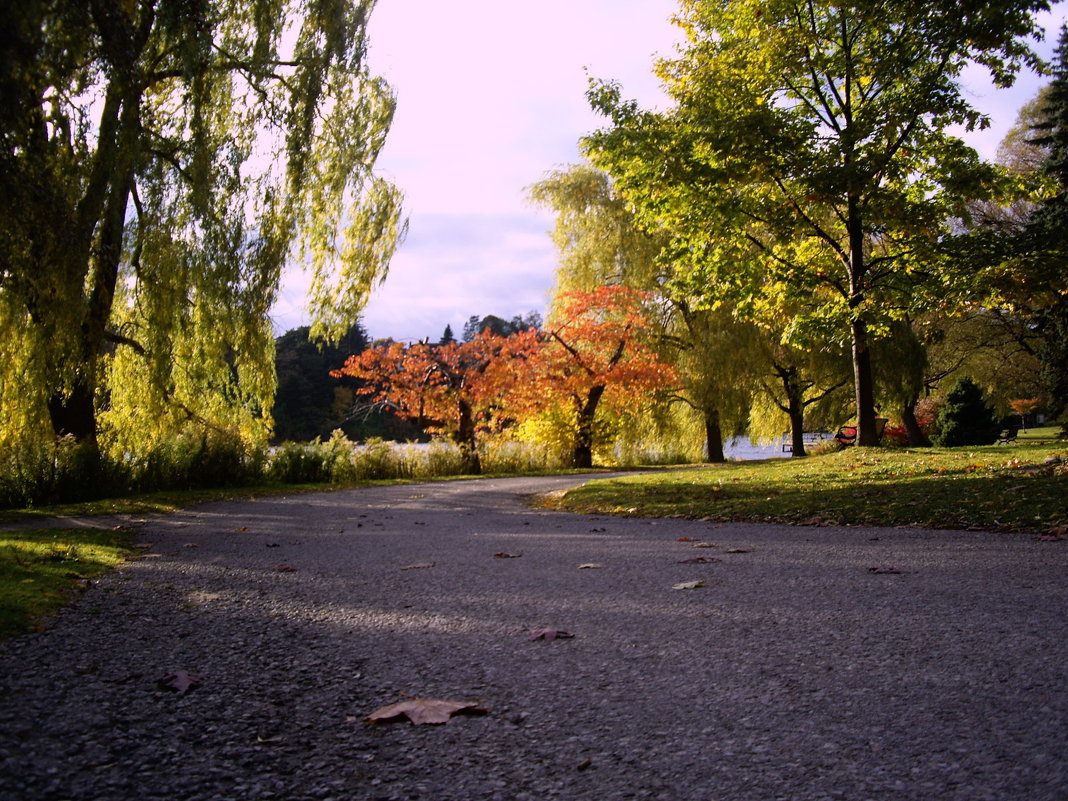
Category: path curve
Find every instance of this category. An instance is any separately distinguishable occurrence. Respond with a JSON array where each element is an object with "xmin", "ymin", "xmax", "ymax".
[{"xmin": 2, "ymin": 475, "xmax": 1067, "ymax": 801}]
